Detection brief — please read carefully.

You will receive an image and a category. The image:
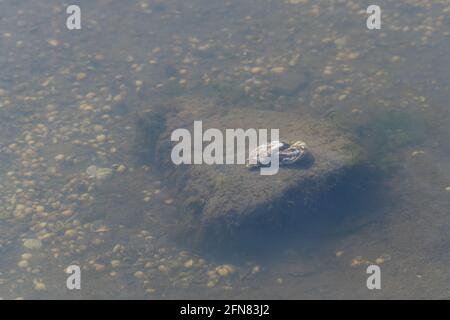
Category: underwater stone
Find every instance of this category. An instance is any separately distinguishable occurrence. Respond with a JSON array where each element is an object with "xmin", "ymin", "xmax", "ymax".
[{"xmin": 139, "ymin": 97, "xmax": 365, "ymax": 247}]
